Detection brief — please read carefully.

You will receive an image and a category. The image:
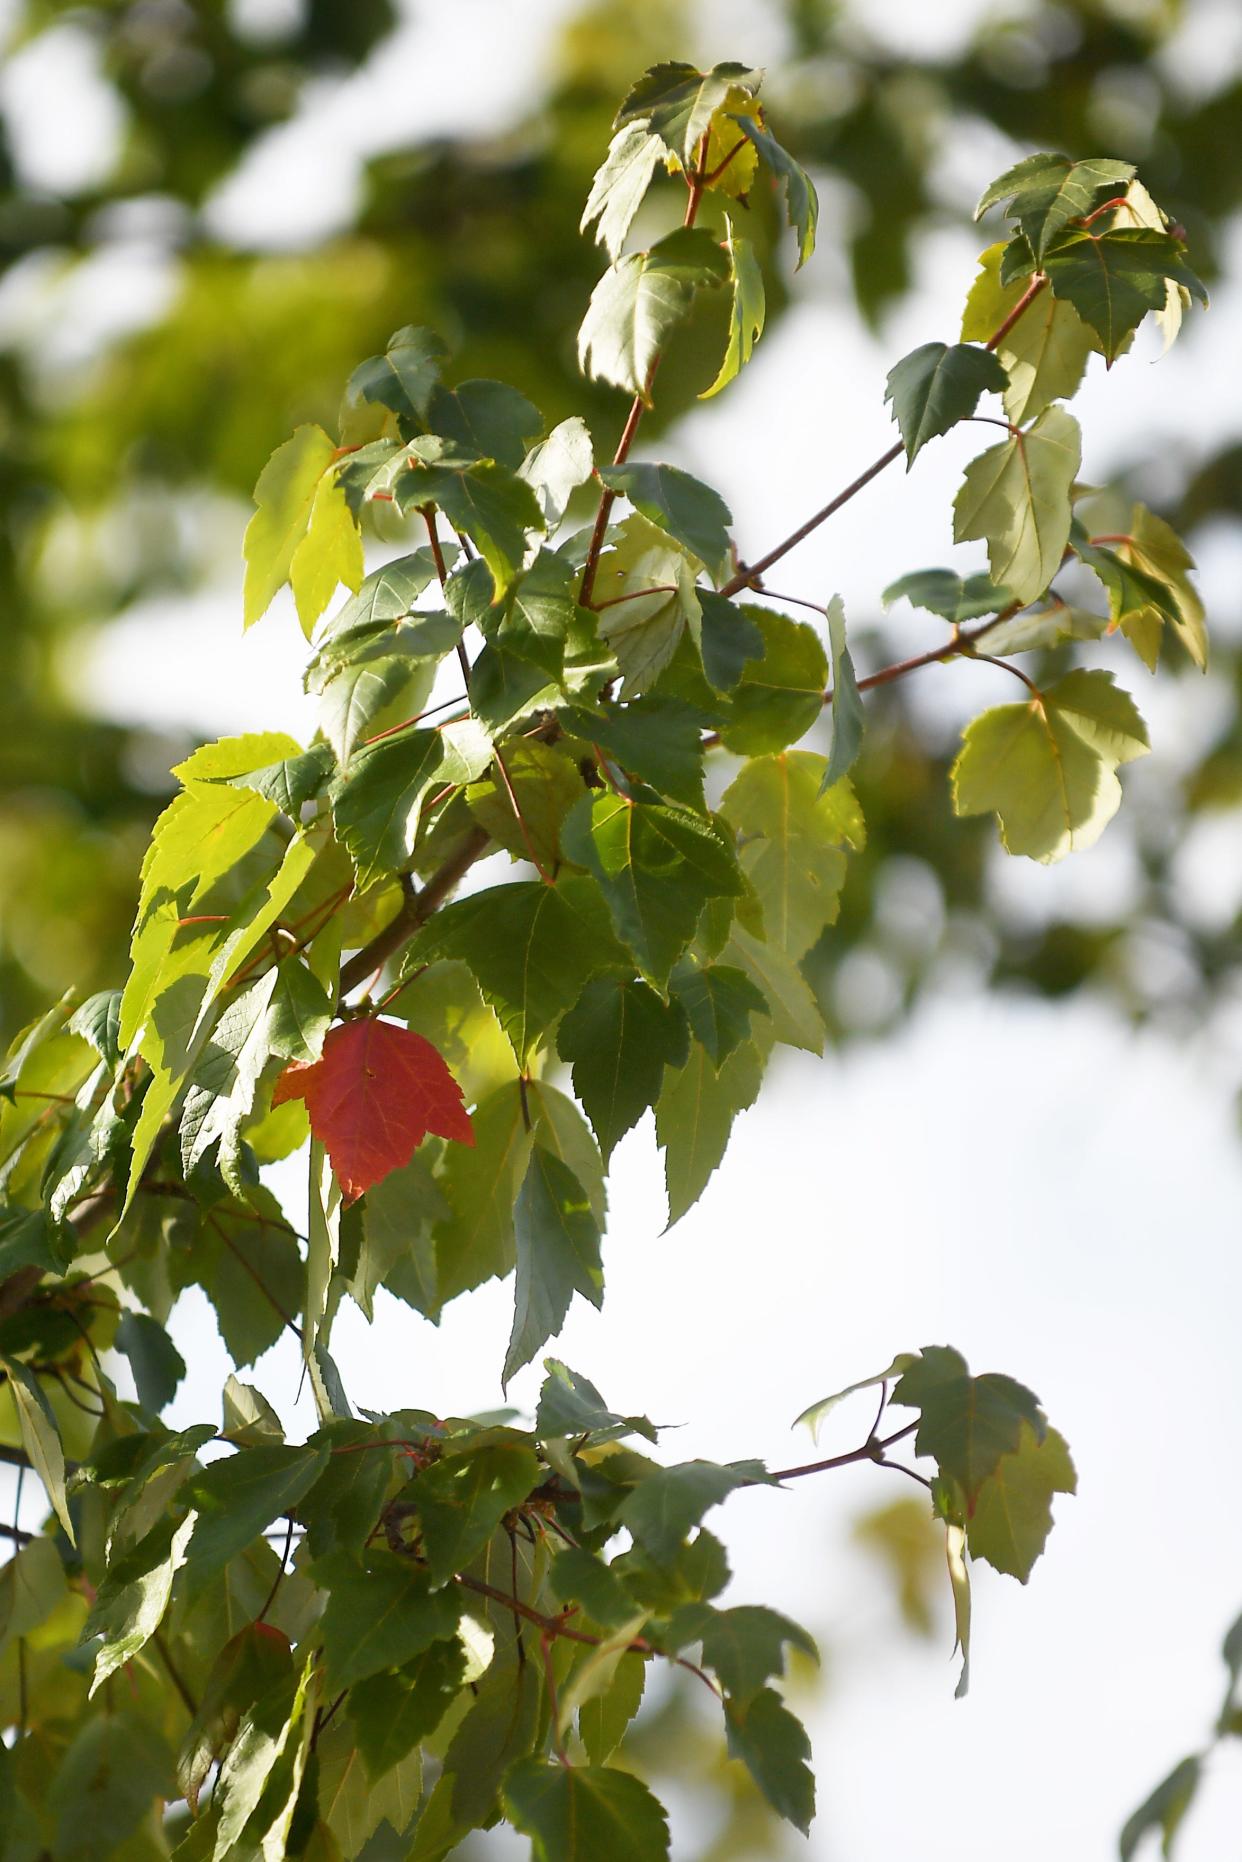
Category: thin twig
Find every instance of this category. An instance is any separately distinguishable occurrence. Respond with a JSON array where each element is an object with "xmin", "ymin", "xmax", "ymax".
[{"xmin": 338, "ymin": 825, "xmax": 491, "ymax": 994}]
